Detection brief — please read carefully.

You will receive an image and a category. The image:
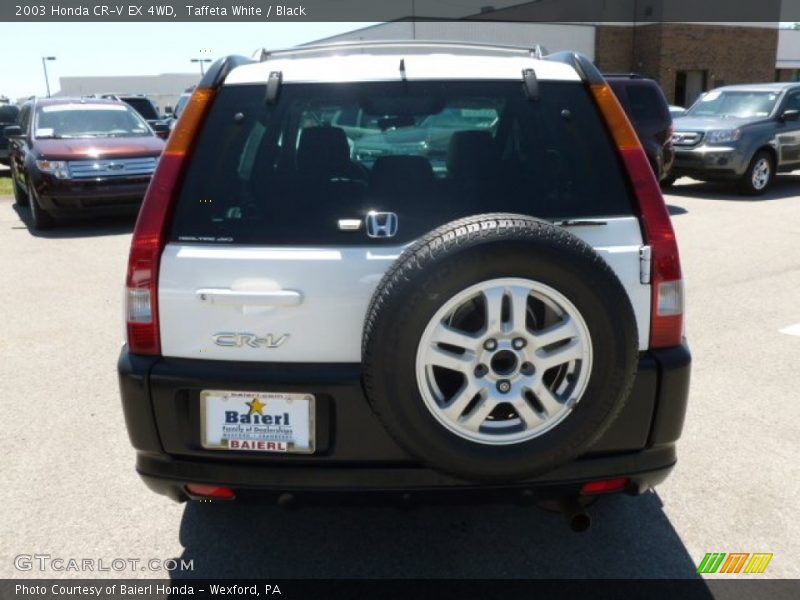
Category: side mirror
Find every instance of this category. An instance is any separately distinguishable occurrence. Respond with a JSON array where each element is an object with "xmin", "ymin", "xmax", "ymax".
[
  {"xmin": 781, "ymin": 109, "xmax": 800, "ymax": 122},
  {"xmin": 152, "ymin": 122, "xmax": 170, "ymax": 140},
  {"xmin": 3, "ymin": 125, "xmax": 22, "ymax": 138}
]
